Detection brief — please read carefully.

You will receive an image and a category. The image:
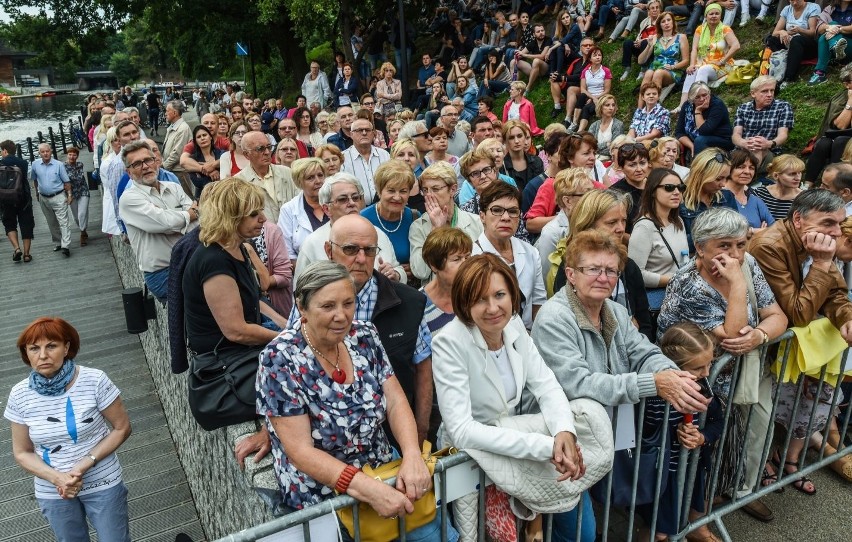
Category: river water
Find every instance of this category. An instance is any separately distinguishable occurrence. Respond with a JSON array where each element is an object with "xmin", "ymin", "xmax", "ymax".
[{"xmin": 0, "ymin": 93, "xmax": 85, "ymax": 147}]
